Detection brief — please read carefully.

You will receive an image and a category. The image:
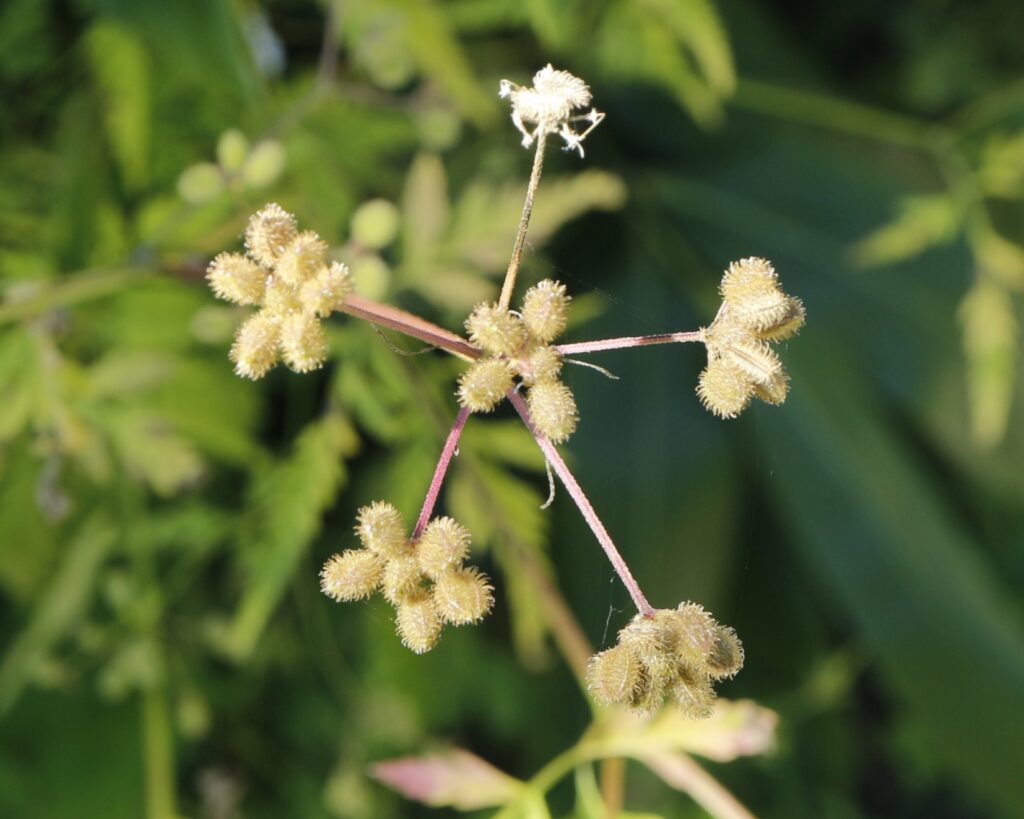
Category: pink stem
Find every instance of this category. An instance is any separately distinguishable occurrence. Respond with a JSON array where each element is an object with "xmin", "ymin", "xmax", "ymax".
[
  {"xmin": 412, "ymin": 406, "xmax": 472, "ymax": 540},
  {"xmin": 341, "ymin": 294, "xmax": 481, "ymax": 360},
  {"xmin": 507, "ymin": 390, "xmax": 655, "ymax": 617},
  {"xmin": 556, "ymin": 330, "xmax": 703, "ymax": 356}
]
